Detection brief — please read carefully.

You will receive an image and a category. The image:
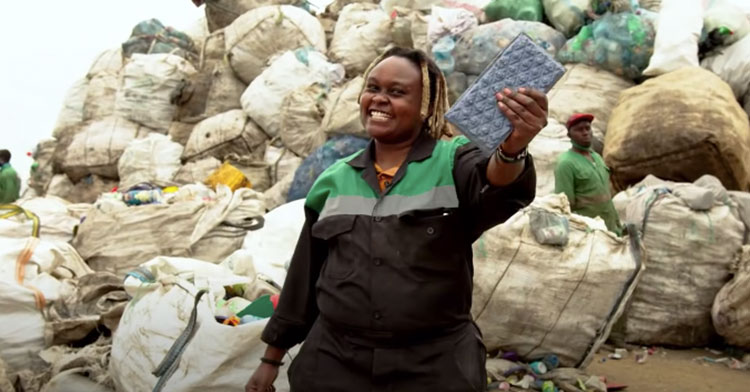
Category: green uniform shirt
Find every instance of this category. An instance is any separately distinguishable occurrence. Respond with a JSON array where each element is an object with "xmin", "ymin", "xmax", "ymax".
[
  {"xmin": 554, "ymin": 149, "xmax": 622, "ymax": 234},
  {"xmin": 0, "ymin": 163, "xmax": 21, "ymax": 204}
]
